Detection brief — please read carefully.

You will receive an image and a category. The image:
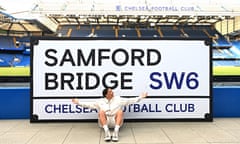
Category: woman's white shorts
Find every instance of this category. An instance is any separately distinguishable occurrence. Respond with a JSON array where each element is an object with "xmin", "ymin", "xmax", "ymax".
[{"xmin": 98, "ymin": 115, "xmax": 123, "ymax": 128}]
